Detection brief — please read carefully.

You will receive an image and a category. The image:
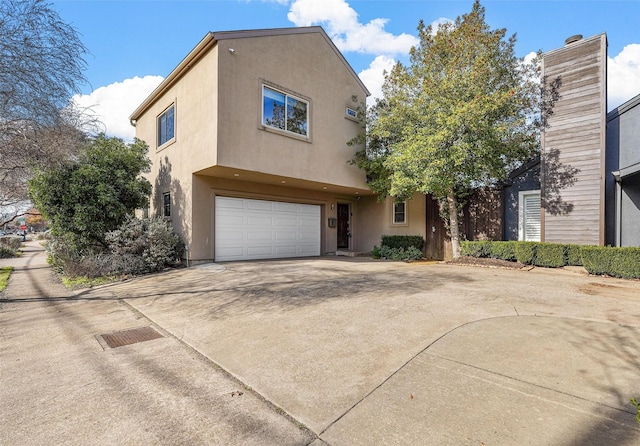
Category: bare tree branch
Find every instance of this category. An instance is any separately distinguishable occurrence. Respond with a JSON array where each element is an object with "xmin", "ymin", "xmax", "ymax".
[{"xmin": 0, "ymin": 0, "xmax": 97, "ymax": 227}]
